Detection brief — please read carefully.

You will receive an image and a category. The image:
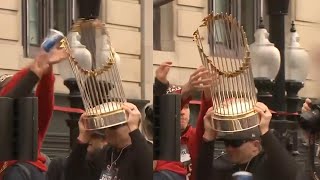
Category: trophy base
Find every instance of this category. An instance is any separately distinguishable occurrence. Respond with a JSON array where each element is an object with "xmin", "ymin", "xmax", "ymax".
[
  {"xmin": 83, "ymin": 109, "xmax": 127, "ymax": 130},
  {"xmin": 212, "ymin": 110, "xmax": 259, "ymax": 133}
]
